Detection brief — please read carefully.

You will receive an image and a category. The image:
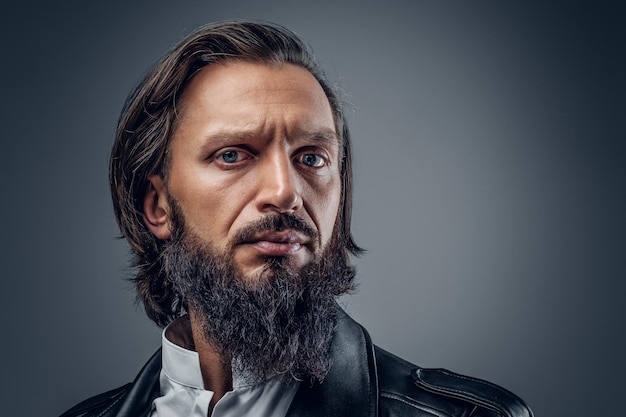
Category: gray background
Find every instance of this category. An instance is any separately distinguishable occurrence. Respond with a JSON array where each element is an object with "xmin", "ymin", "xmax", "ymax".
[{"xmin": 2, "ymin": 1, "xmax": 624, "ymax": 416}]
